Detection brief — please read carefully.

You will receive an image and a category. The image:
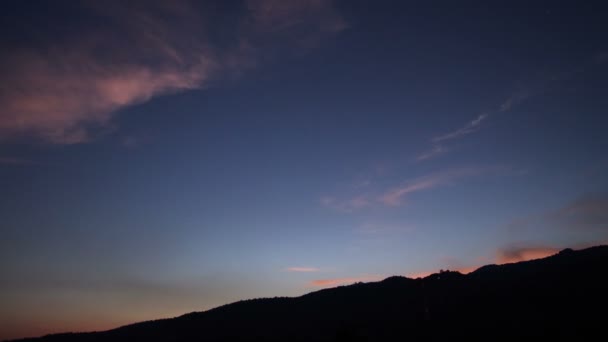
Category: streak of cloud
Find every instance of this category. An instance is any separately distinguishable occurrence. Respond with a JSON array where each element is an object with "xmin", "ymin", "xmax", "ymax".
[
  {"xmin": 432, "ymin": 113, "xmax": 489, "ymax": 144},
  {"xmin": 417, "ymin": 93, "xmax": 529, "ymax": 161},
  {"xmin": 379, "ymin": 167, "xmax": 485, "ymax": 206},
  {"xmin": 322, "ymin": 166, "xmax": 495, "ymax": 211}
]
